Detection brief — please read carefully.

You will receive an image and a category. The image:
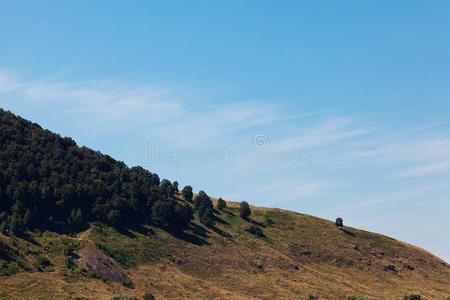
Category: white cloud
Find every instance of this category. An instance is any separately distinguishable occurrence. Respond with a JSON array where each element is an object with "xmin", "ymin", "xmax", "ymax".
[
  {"xmin": 274, "ymin": 117, "xmax": 367, "ymax": 150},
  {"xmin": 394, "ymin": 160, "xmax": 450, "ymax": 178},
  {"xmin": 0, "ymin": 70, "xmax": 281, "ymax": 147},
  {"xmin": 0, "ymin": 70, "xmax": 23, "ymax": 93},
  {"xmin": 291, "ymin": 181, "xmax": 330, "ymax": 198}
]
